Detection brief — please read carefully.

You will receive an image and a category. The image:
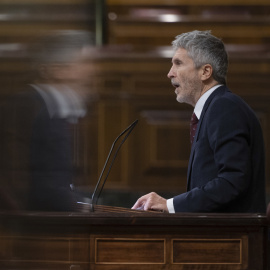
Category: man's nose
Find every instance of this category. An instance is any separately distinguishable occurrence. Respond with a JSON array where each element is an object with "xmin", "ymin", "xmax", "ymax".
[{"xmin": 167, "ymin": 67, "xmax": 174, "ymax": 78}]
